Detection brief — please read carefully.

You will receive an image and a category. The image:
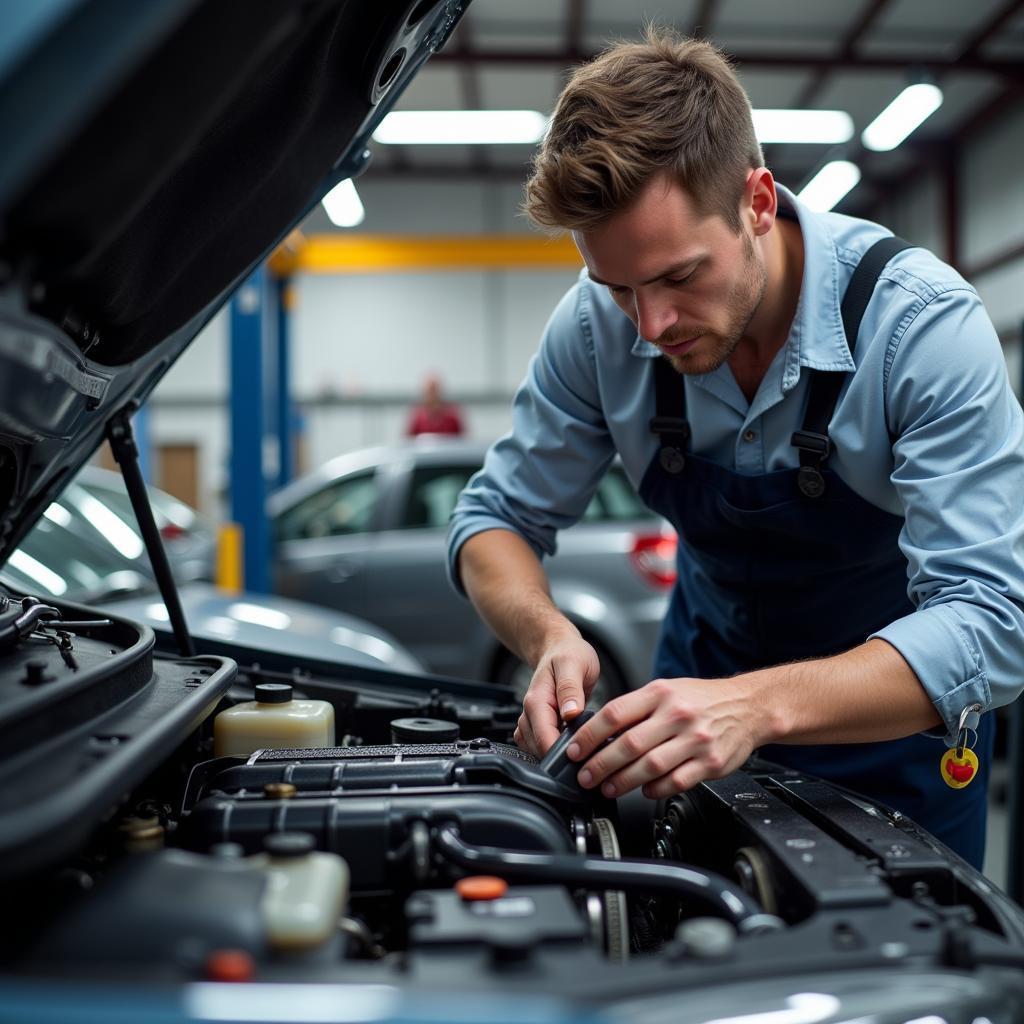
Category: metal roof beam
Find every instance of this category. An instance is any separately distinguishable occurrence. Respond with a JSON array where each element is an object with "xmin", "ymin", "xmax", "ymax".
[
  {"xmin": 566, "ymin": 0, "xmax": 586, "ymax": 59},
  {"xmin": 792, "ymin": 0, "xmax": 891, "ymax": 108},
  {"xmin": 430, "ymin": 48, "xmax": 1022, "ymax": 78},
  {"xmin": 957, "ymin": 0, "xmax": 1024, "ymax": 62},
  {"xmin": 690, "ymin": 0, "xmax": 719, "ymax": 39}
]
